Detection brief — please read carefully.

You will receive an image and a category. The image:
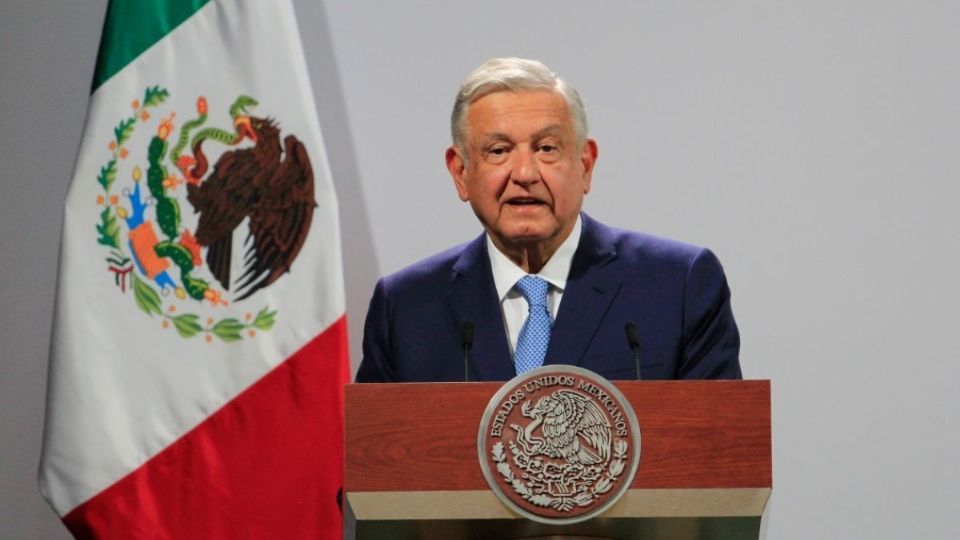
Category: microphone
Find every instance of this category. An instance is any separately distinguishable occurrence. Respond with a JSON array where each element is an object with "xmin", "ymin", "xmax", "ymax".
[
  {"xmin": 462, "ymin": 322, "xmax": 475, "ymax": 382},
  {"xmin": 624, "ymin": 321, "xmax": 641, "ymax": 380}
]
